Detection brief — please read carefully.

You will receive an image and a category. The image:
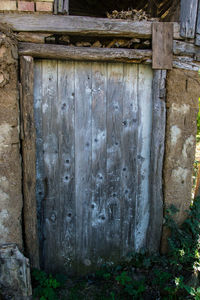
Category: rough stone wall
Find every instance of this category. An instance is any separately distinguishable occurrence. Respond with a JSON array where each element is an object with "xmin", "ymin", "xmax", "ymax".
[
  {"xmin": 0, "ymin": 24, "xmax": 23, "ymax": 249},
  {"xmin": 161, "ymin": 68, "xmax": 200, "ymax": 252}
]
